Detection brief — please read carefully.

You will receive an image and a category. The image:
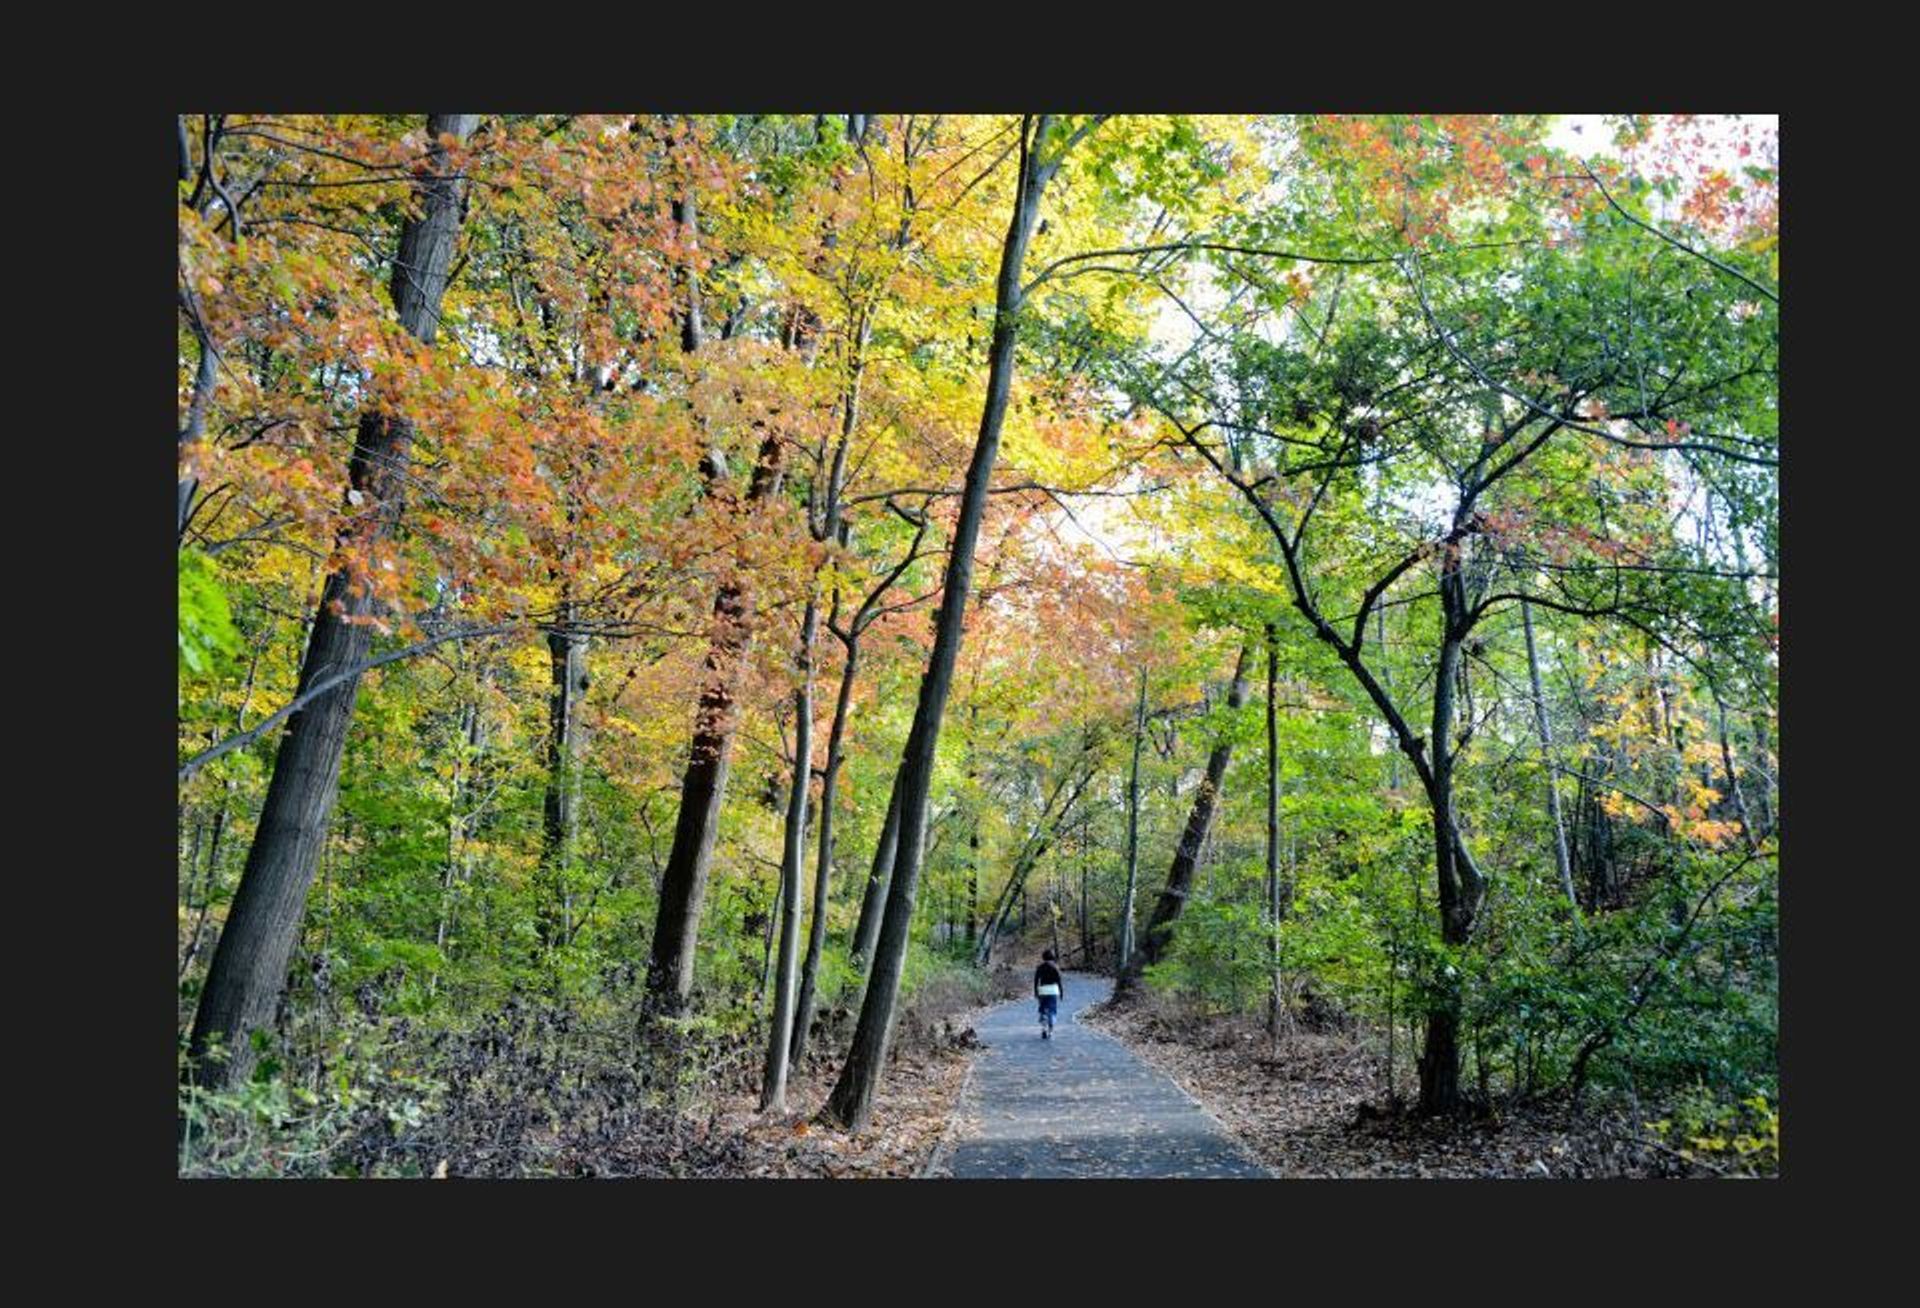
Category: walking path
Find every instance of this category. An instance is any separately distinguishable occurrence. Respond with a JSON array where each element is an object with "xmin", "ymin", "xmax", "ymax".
[{"xmin": 937, "ymin": 972, "xmax": 1271, "ymax": 1179}]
